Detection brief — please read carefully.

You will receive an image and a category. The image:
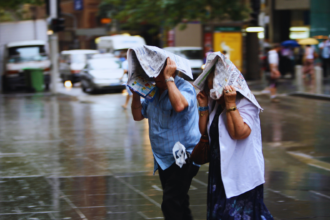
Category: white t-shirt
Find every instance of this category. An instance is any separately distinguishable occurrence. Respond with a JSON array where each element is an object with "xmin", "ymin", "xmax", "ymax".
[
  {"xmin": 268, "ymin": 50, "xmax": 279, "ymax": 66},
  {"xmin": 207, "ymin": 98, "xmax": 265, "ymax": 198},
  {"xmin": 305, "ymin": 47, "xmax": 314, "ymax": 59}
]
